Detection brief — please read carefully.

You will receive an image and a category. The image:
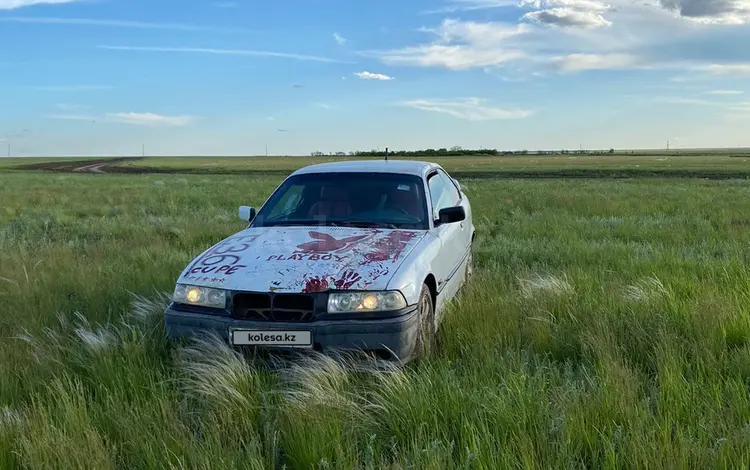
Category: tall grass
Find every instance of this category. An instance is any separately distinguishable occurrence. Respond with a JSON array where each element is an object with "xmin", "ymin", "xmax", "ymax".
[{"xmin": 2, "ymin": 172, "xmax": 750, "ymax": 468}]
